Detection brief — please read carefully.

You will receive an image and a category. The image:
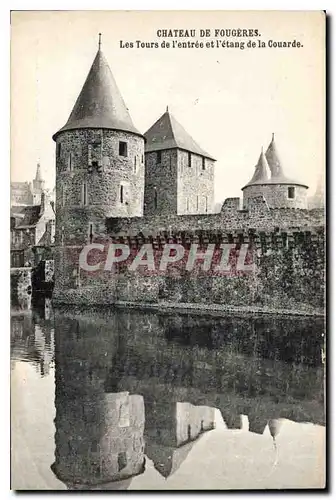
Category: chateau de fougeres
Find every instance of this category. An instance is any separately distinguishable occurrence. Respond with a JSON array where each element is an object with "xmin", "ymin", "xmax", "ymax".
[{"xmin": 50, "ymin": 41, "xmax": 325, "ymax": 316}]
